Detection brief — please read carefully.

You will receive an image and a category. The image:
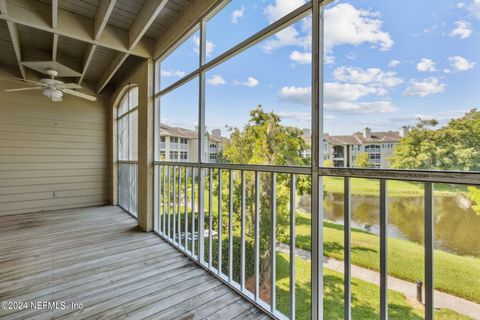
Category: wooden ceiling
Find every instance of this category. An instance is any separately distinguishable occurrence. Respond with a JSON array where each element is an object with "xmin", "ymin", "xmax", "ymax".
[{"xmin": 0, "ymin": 0, "xmax": 190, "ymax": 94}]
